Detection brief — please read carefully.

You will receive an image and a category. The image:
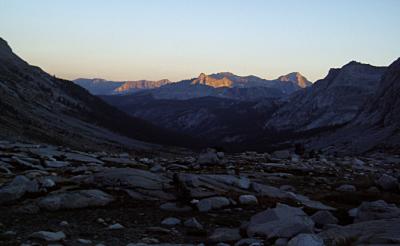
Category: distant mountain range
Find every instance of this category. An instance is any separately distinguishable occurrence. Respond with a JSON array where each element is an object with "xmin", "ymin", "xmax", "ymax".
[
  {"xmin": 1, "ymin": 36, "xmax": 399, "ymax": 154},
  {"xmin": 103, "ymin": 59, "xmax": 400, "ymax": 153},
  {"xmin": 74, "ymin": 71, "xmax": 312, "ymax": 101}
]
